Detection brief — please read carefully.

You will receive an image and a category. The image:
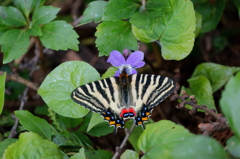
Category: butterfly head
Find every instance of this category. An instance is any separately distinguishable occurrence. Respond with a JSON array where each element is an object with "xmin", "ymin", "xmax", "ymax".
[{"xmin": 118, "ymin": 65, "xmax": 132, "ymax": 77}]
